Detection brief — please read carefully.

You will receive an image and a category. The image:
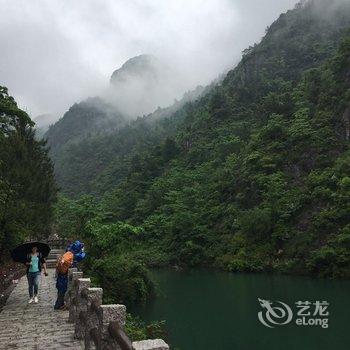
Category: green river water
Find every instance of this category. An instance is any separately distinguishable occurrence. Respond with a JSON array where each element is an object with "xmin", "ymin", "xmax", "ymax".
[{"xmin": 132, "ymin": 269, "xmax": 350, "ymax": 350}]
